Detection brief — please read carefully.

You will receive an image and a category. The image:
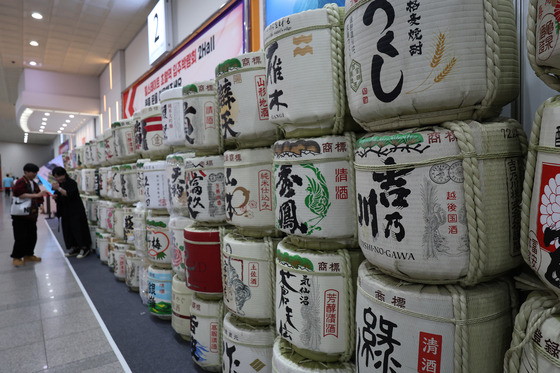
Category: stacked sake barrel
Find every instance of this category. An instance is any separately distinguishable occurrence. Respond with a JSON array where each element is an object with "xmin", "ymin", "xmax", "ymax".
[
  {"xmin": 262, "ymin": 5, "xmax": 367, "ymax": 371},
  {"xmin": 344, "ymin": 0, "xmax": 524, "ymax": 372}
]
